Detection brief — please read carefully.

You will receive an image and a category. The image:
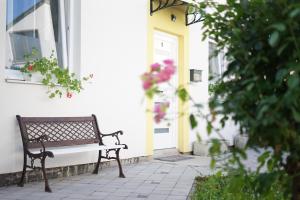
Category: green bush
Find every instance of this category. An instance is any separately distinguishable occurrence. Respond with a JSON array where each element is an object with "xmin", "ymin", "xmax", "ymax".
[
  {"xmin": 192, "ymin": 171, "xmax": 286, "ymax": 200},
  {"xmin": 196, "ymin": 0, "xmax": 300, "ymax": 198}
]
